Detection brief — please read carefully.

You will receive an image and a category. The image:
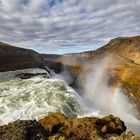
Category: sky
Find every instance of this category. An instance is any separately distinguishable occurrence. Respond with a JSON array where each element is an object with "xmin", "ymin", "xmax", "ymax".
[{"xmin": 0, "ymin": 0, "xmax": 140, "ymax": 54}]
